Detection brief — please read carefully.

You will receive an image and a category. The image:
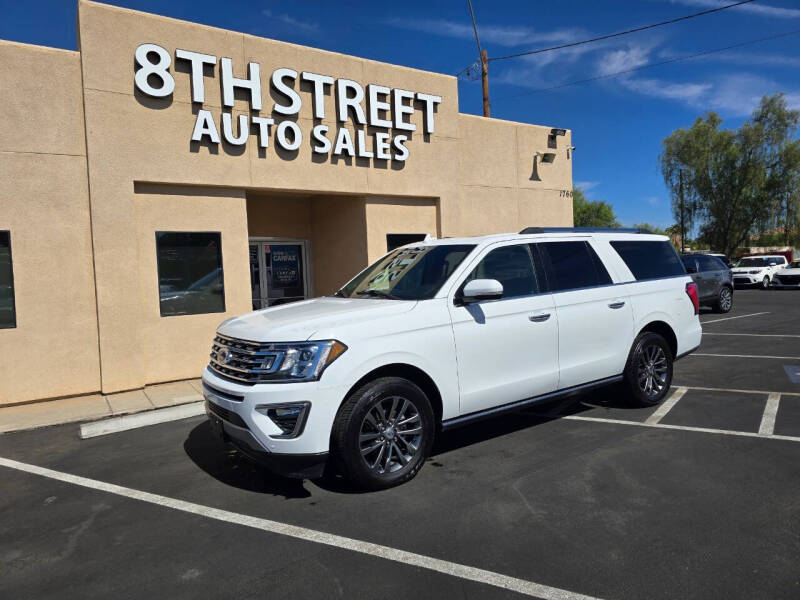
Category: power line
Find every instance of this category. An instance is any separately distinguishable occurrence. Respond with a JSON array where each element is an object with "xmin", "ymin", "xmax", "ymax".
[
  {"xmin": 489, "ymin": 0, "xmax": 756, "ymax": 63},
  {"xmin": 494, "ymin": 28, "xmax": 800, "ymax": 102}
]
